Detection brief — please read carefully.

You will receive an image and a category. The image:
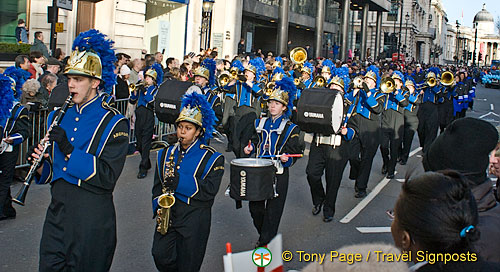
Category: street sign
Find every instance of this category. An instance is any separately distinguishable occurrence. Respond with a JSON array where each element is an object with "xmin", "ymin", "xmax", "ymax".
[
  {"xmin": 55, "ymin": 23, "xmax": 64, "ymax": 33},
  {"xmin": 56, "ymin": 0, "xmax": 73, "ymax": 11},
  {"xmin": 212, "ymin": 33, "xmax": 223, "ymax": 51}
]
